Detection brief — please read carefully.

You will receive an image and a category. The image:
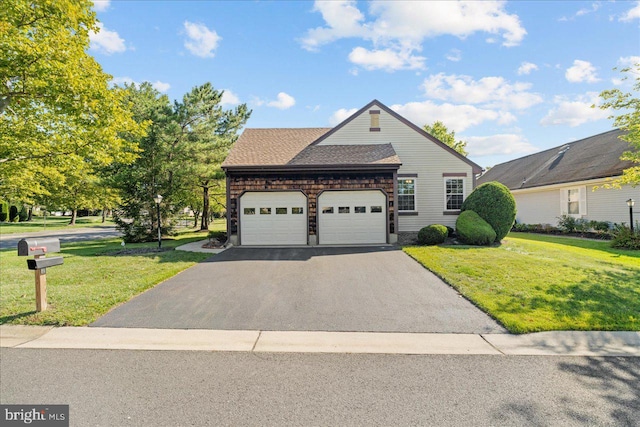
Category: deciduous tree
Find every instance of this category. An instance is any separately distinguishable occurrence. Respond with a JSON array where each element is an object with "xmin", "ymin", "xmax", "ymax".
[
  {"xmin": 423, "ymin": 121, "xmax": 468, "ymax": 156},
  {"xmin": 0, "ymin": 0, "xmax": 142, "ymax": 202},
  {"xmin": 598, "ymin": 63, "xmax": 640, "ymax": 187}
]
